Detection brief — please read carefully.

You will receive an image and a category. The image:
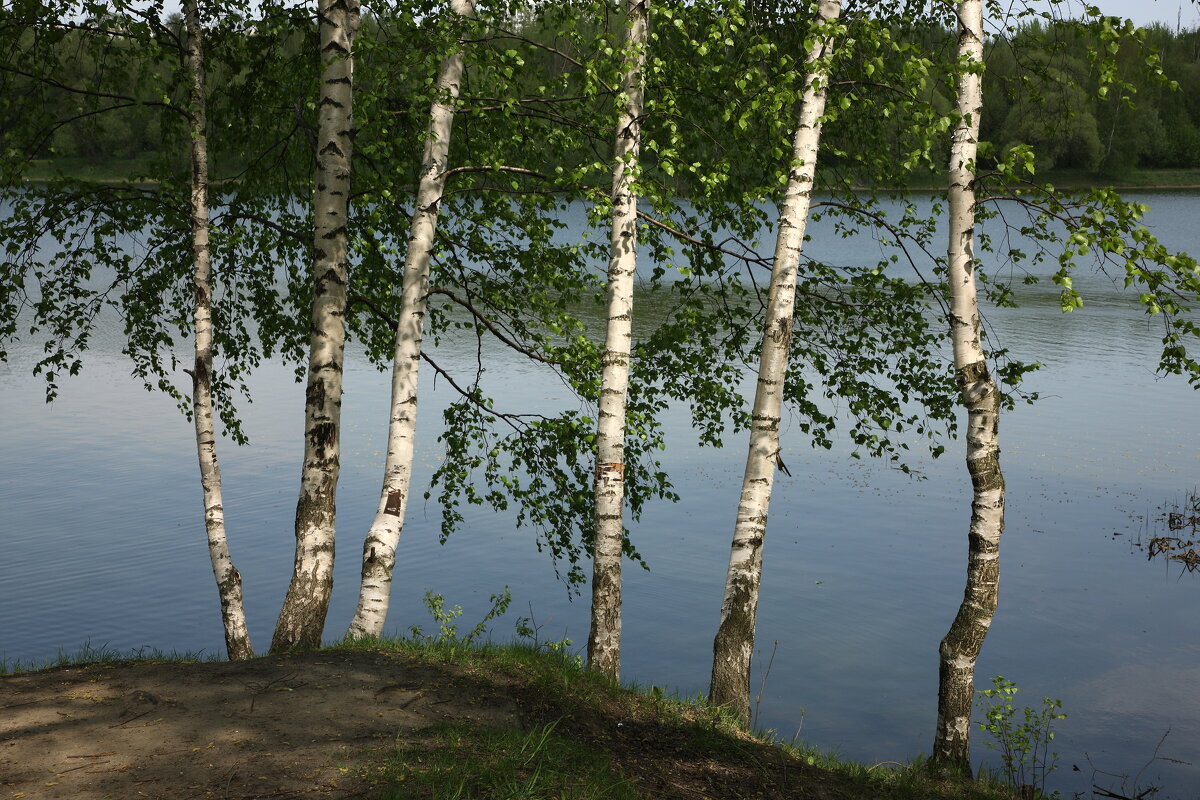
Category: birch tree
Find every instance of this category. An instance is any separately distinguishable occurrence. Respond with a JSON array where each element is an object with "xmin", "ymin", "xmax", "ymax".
[
  {"xmin": 586, "ymin": 0, "xmax": 648, "ymax": 681},
  {"xmin": 931, "ymin": 0, "xmax": 1003, "ymax": 776},
  {"xmin": 183, "ymin": 0, "xmax": 253, "ymax": 661},
  {"xmin": 0, "ymin": 0, "xmax": 287, "ymax": 659},
  {"xmin": 709, "ymin": 0, "xmax": 841, "ymax": 727},
  {"xmin": 346, "ymin": 0, "xmax": 475, "ymax": 639},
  {"xmin": 272, "ymin": 0, "xmax": 361, "ymax": 653}
]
